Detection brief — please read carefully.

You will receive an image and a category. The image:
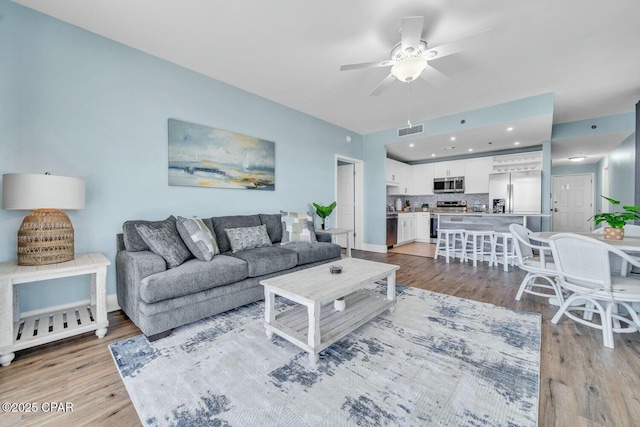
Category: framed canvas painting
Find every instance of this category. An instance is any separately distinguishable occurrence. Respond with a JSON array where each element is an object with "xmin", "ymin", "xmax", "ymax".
[{"xmin": 168, "ymin": 118, "xmax": 275, "ymax": 190}]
